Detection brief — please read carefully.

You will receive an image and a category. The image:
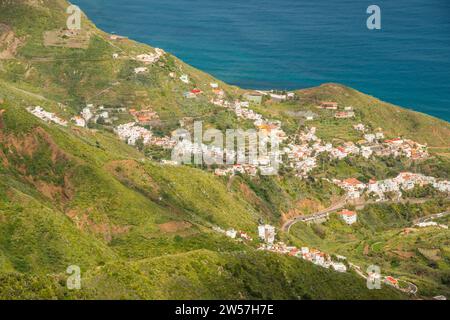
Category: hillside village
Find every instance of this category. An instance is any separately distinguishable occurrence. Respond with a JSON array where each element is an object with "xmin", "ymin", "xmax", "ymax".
[
  {"xmin": 25, "ymin": 87, "xmax": 443, "ymax": 186},
  {"xmin": 20, "ymin": 31, "xmax": 436, "ymax": 182},
  {"xmin": 334, "ymin": 172, "xmax": 450, "ymax": 201},
  {"xmin": 25, "ymin": 93, "xmax": 446, "ymax": 287}
]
